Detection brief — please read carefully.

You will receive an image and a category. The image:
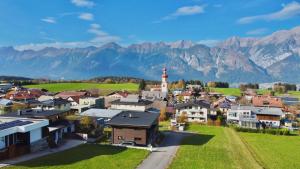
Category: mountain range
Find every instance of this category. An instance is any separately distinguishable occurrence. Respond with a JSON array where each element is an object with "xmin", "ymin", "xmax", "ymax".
[{"xmin": 1, "ymin": 26, "xmax": 300, "ymax": 83}]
